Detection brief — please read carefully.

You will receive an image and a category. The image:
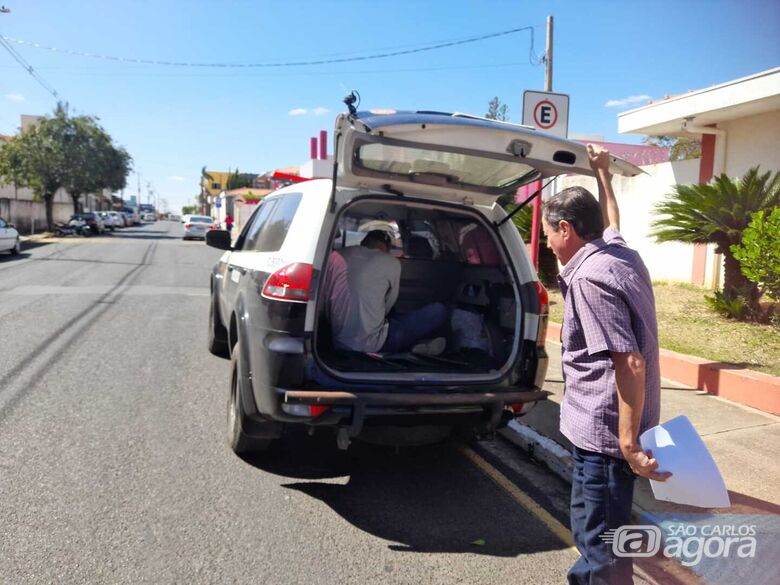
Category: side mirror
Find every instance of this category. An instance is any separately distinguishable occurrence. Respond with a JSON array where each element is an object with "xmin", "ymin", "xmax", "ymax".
[{"xmin": 206, "ymin": 229, "xmax": 232, "ymax": 250}]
